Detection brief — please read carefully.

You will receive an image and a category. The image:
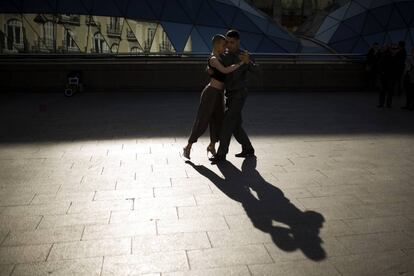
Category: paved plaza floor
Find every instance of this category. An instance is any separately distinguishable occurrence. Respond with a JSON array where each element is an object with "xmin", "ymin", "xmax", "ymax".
[{"xmin": 0, "ymin": 91, "xmax": 414, "ymax": 275}]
